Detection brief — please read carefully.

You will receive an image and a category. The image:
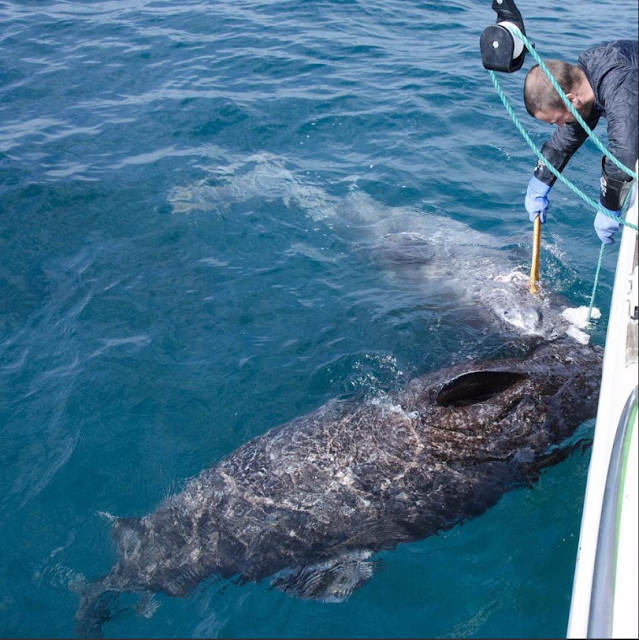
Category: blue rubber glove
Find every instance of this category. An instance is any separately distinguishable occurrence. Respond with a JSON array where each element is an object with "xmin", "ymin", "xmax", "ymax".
[
  {"xmin": 594, "ymin": 207, "xmax": 622, "ymax": 245},
  {"xmin": 525, "ymin": 176, "xmax": 552, "ymax": 223}
]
